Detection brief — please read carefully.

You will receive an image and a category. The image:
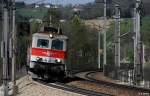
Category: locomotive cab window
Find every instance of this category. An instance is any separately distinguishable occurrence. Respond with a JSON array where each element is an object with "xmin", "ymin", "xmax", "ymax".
[
  {"xmin": 51, "ymin": 39, "xmax": 63, "ymax": 50},
  {"xmin": 37, "ymin": 39, "xmax": 49, "ymax": 48}
]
